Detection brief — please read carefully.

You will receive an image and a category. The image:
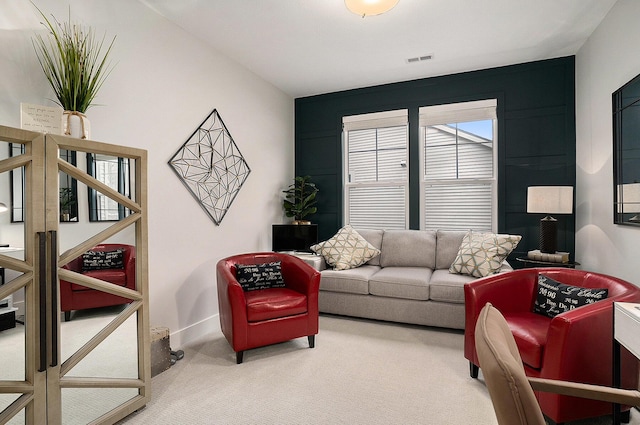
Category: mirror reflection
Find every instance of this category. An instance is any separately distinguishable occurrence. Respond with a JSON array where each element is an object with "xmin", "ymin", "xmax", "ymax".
[
  {"xmin": 58, "ymin": 147, "xmax": 139, "ymax": 423},
  {"xmin": 0, "ymin": 138, "xmax": 28, "ymax": 424},
  {"xmin": 87, "ymin": 153, "xmax": 132, "ymax": 222},
  {"xmin": 0, "ymin": 136, "xmax": 141, "ymax": 424},
  {"xmin": 59, "ymin": 150, "xmax": 78, "ymax": 222},
  {"xmin": 9, "ymin": 143, "xmax": 24, "ymax": 223}
]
